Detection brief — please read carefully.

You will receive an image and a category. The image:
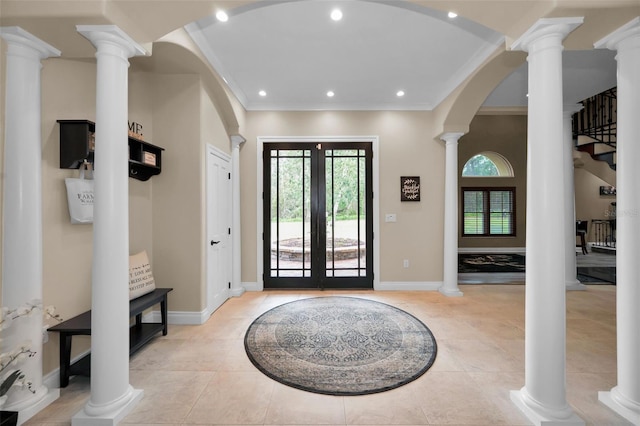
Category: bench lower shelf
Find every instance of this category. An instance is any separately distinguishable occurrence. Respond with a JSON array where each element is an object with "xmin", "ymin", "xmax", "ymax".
[
  {"xmin": 49, "ymin": 288, "xmax": 173, "ymax": 387},
  {"xmin": 68, "ymin": 322, "xmax": 167, "ymax": 378}
]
